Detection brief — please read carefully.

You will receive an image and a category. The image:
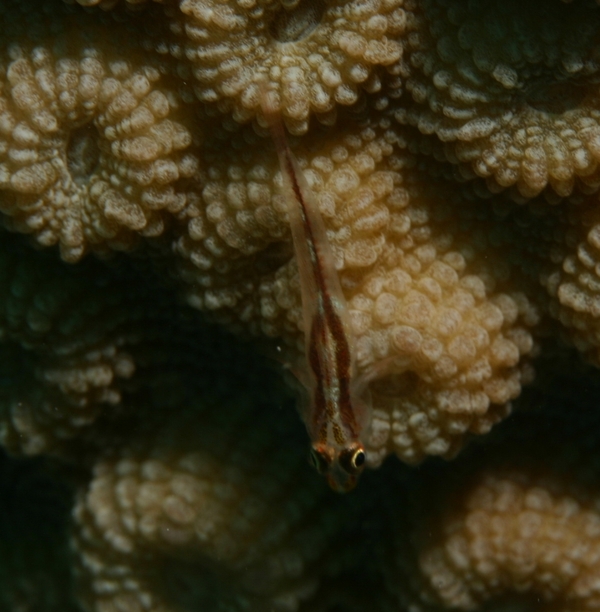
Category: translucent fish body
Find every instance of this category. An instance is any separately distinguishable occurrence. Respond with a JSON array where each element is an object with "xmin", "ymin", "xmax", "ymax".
[{"xmin": 261, "ymin": 94, "xmax": 370, "ymax": 492}]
